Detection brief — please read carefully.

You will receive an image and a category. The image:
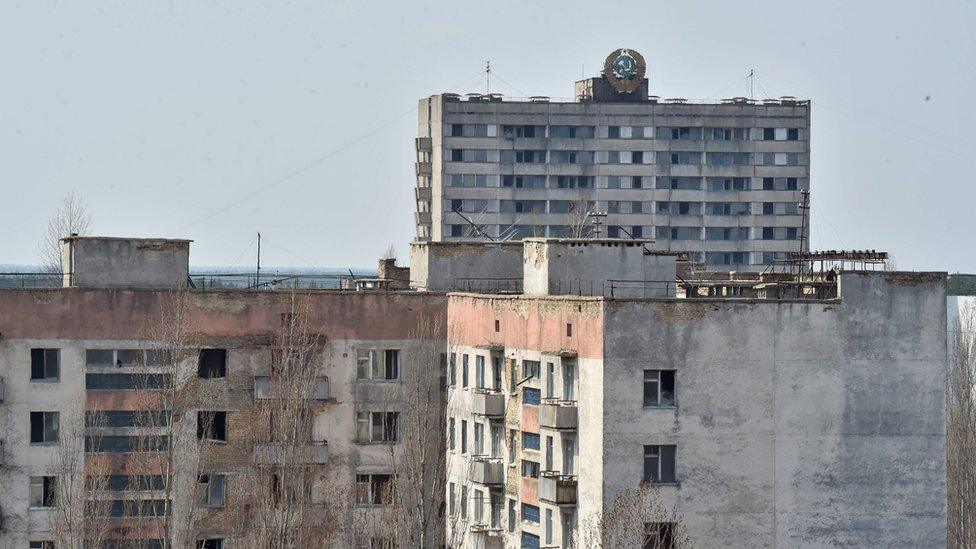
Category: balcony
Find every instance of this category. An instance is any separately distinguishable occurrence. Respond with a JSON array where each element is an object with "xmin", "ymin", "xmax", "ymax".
[
  {"xmin": 253, "ymin": 441, "xmax": 328, "ymax": 465},
  {"xmin": 415, "ymin": 161, "xmax": 432, "ymax": 176},
  {"xmin": 468, "ymin": 457, "xmax": 504, "ymax": 485},
  {"xmin": 415, "ymin": 186, "xmax": 432, "ymax": 201},
  {"xmin": 539, "ymin": 400, "xmax": 577, "ymax": 430},
  {"xmin": 472, "ymin": 390, "xmax": 505, "ymax": 417},
  {"xmin": 539, "ymin": 474, "xmax": 577, "ymax": 505},
  {"xmin": 415, "ymin": 137, "xmax": 432, "ymax": 152},
  {"xmin": 415, "ymin": 211, "xmax": 431, "ymax": 225}
]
